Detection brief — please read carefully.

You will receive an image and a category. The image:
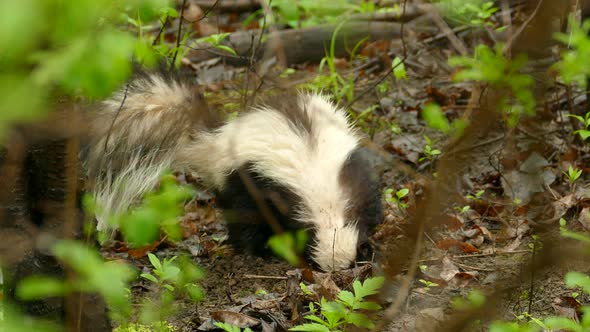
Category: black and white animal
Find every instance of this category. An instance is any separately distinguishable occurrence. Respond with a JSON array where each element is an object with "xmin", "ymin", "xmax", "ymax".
[{"xmin": 86, "ymin": 72, "xmax": 382, "ymax": 271}]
